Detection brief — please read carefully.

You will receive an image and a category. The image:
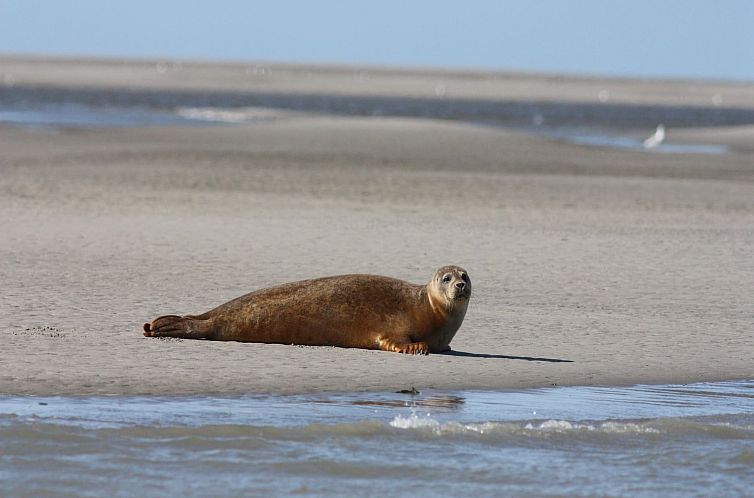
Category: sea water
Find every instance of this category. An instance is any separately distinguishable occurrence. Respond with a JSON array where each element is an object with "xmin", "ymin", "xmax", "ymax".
[
  {"xmin": 2, "ymin": 86, "xmax": 750, "ymax": 154},
  {"xmin": 1, "ymin": 380, "xmax": 752, "ymax": 497}
]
